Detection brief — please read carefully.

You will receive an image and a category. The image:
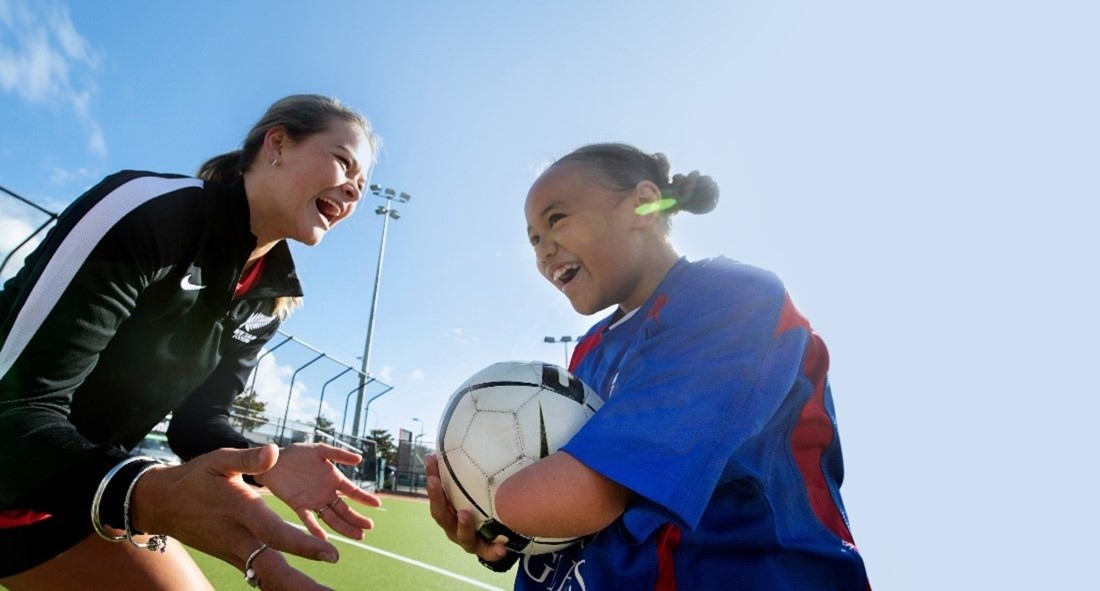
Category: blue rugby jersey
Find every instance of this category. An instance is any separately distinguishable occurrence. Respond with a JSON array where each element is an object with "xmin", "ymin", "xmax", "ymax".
[{"xmin": 514, "ymin": 257, "xmax": 869, "ymax": 591}]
